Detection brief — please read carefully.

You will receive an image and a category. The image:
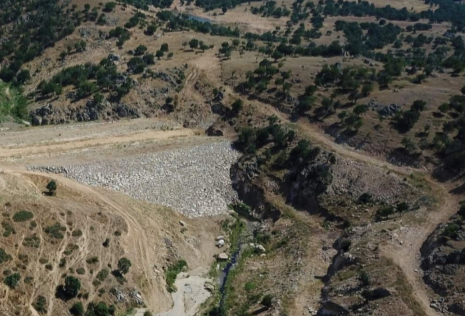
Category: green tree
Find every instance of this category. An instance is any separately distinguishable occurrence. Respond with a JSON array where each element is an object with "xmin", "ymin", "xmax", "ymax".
[
  {"xmin": 46, "ymin": 180, "xmax": 57, "ymax": 195},
  {"xmin": 70, "ymin": 302, "xmax": 84, "ymax": 316},
  {"xmin": 189, "ymin": 39, "xmax": 199, "ymax": 49},
  {"xmin": 4, "ymin": 273, "xmax": 21, "ymax": 289},
  {"xmin": 117, "ymin": 257, "xmax": 132, "ymax": 275},
  {"xmin": 64, "ymin": 276, "xmax": 81, "ymax": 298},
  {"xmin": 134, "ymin": 45, "xmax": 147, "ymax": 56},
  {"xmin": 160, "ymin": 43, "xmax": 169, "ymax": 52}
]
